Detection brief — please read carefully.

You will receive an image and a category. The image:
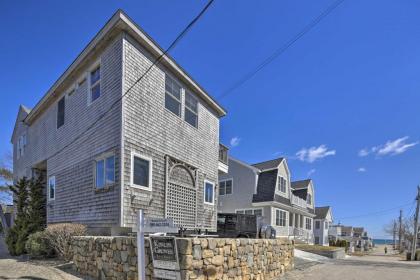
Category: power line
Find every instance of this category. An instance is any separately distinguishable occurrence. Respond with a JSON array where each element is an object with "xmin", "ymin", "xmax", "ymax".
[
  {"xmin": 31, "ymin": 0, "xmax": 214, "ymax": 164},
  {"xmin": 218, "ymin": 0, "xmax": 345, "ymax": 99},
  {"xmin": 335, "ymin": 202, "xmax": 414, "ymax": 220}
]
